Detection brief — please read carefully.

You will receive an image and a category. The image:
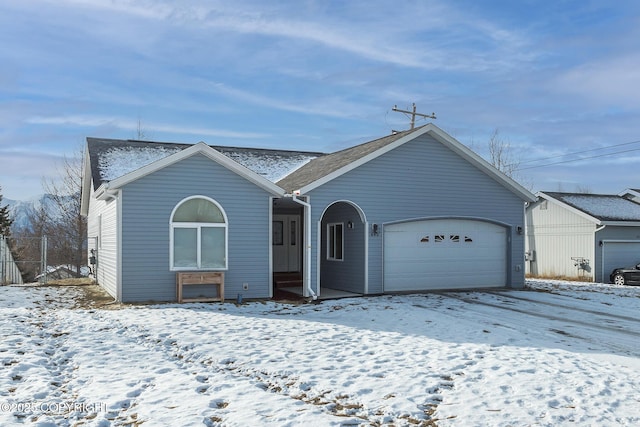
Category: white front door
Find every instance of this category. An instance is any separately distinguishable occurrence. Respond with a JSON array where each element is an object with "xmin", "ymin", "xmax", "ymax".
[{"xmin": 273, "ymin": 215, "xmax": 301, "ymax": 272}]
